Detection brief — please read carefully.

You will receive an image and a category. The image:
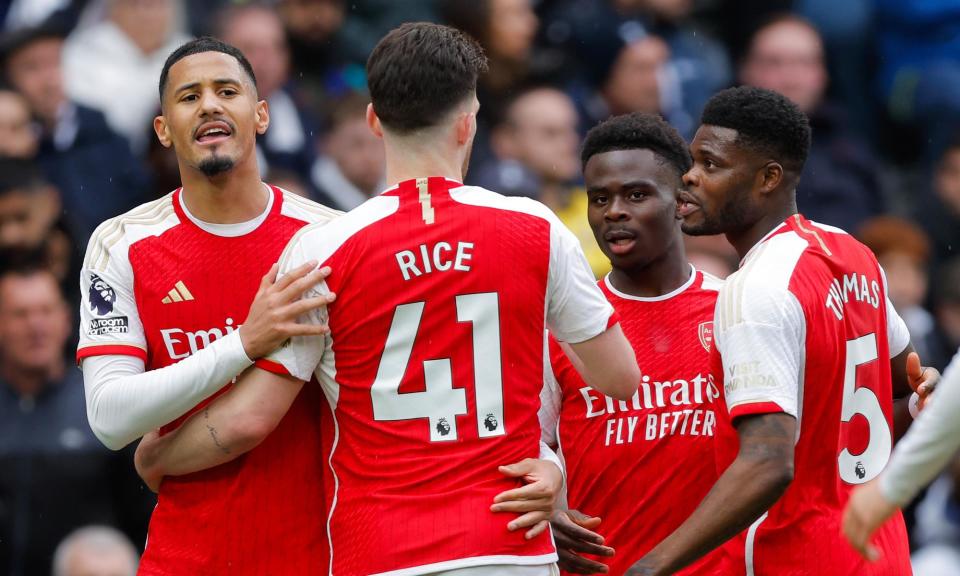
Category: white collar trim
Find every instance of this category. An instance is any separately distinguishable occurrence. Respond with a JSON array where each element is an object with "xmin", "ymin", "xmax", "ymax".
[{"xmin": 603, "ymin": 264, "xmax": 697, "ymax": 302}]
